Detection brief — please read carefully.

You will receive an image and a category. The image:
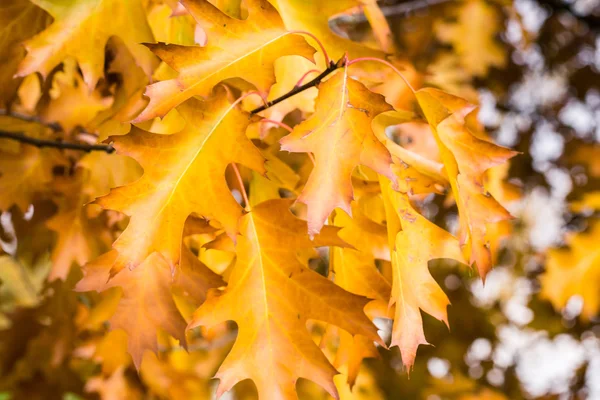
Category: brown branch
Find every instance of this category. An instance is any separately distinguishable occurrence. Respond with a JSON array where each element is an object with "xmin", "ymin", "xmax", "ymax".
[
  {"xmin": 0, "ymin": 109, "xmax": 63, "ymax": 131},
  {"xmin": 1, "ymin": 57, "xmax": 347, "ymax": 152},
  {"xmin": 250, "ymin": 56, "xmax": 346, "ymax": 115},
  {"xmin": 0, "ymin": 130, "xmax": 115, "ymax": 153},
  {"xmin": 0, "ymin": 109, "xmax": 112, "ymax": 153},
  {"xmin": 328, "ymin": 0, "xmax": 454, "ymax": 36}
]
